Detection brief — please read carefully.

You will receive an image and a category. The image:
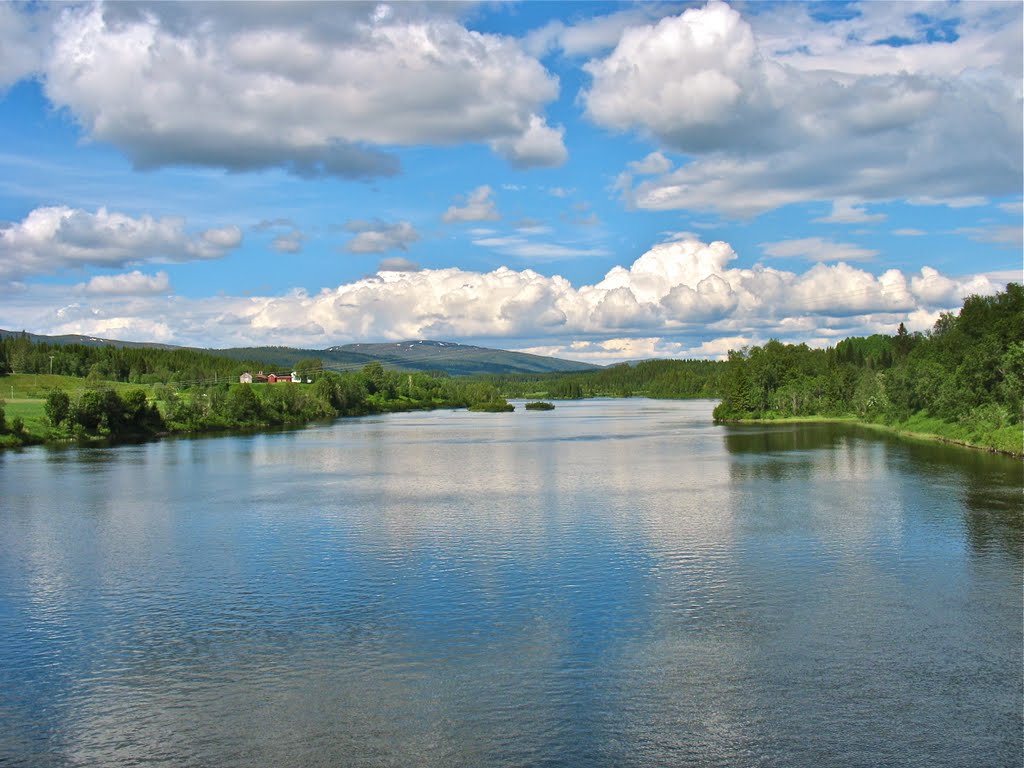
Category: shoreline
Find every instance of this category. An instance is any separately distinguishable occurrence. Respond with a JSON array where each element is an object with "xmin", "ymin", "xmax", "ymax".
[
  {"xmin": 6, "ymin": 397, "xmax": 1021, "ymax": 460},
  {"xmin": 718, "ymin": 415, "xmax": 1023, "ymax": 459}
]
